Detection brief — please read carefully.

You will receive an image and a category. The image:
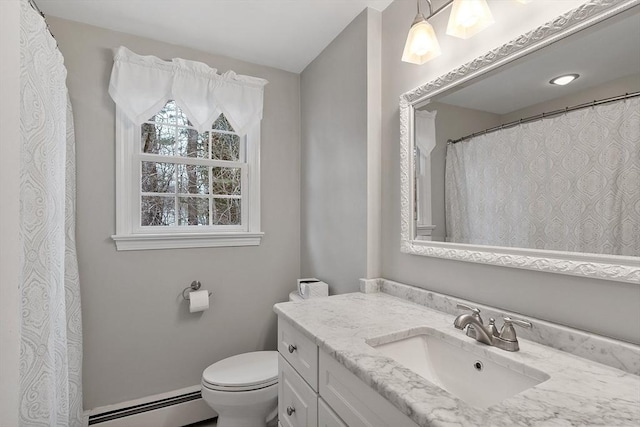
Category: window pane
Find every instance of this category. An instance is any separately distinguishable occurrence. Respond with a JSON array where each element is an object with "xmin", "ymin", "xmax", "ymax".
[
  {"xmin": 212, "ymin": 114, "xmax": 234, "ymax": 132},
  {"xmin": 148, "ymin": 100, "xmax": 191, "ymax": 126},
  {"xmin": 142, "ymin": 162, "xmax": 176, "ymax": 193},
  {"xmin": 178, "ymin": 197, "xmax": 210, "ymax": 226},
  {"xmin": 177, "ymin": 128, "xmax": 209, "ymax": 158},
  {"xmin": 142, "ymin": 123, "xmax": 175, "ymax": 156},
  {"xmin": 177, "ymin": 164, "xmax": 209, "ymax": 194},
  {"xmin": 141, "ymin": 196, "xmax": 175, "ymax": 226},
  {"xmin": 213, "ymin": 198, "xmax": 241, "ymax": 225},
  {"xmin": 211, "ymin": 167, "xmax": 241, "ymax": 195},
  {"xmin": 211, "ymin": 132, "xmax": 240, "ymax": 161}
]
